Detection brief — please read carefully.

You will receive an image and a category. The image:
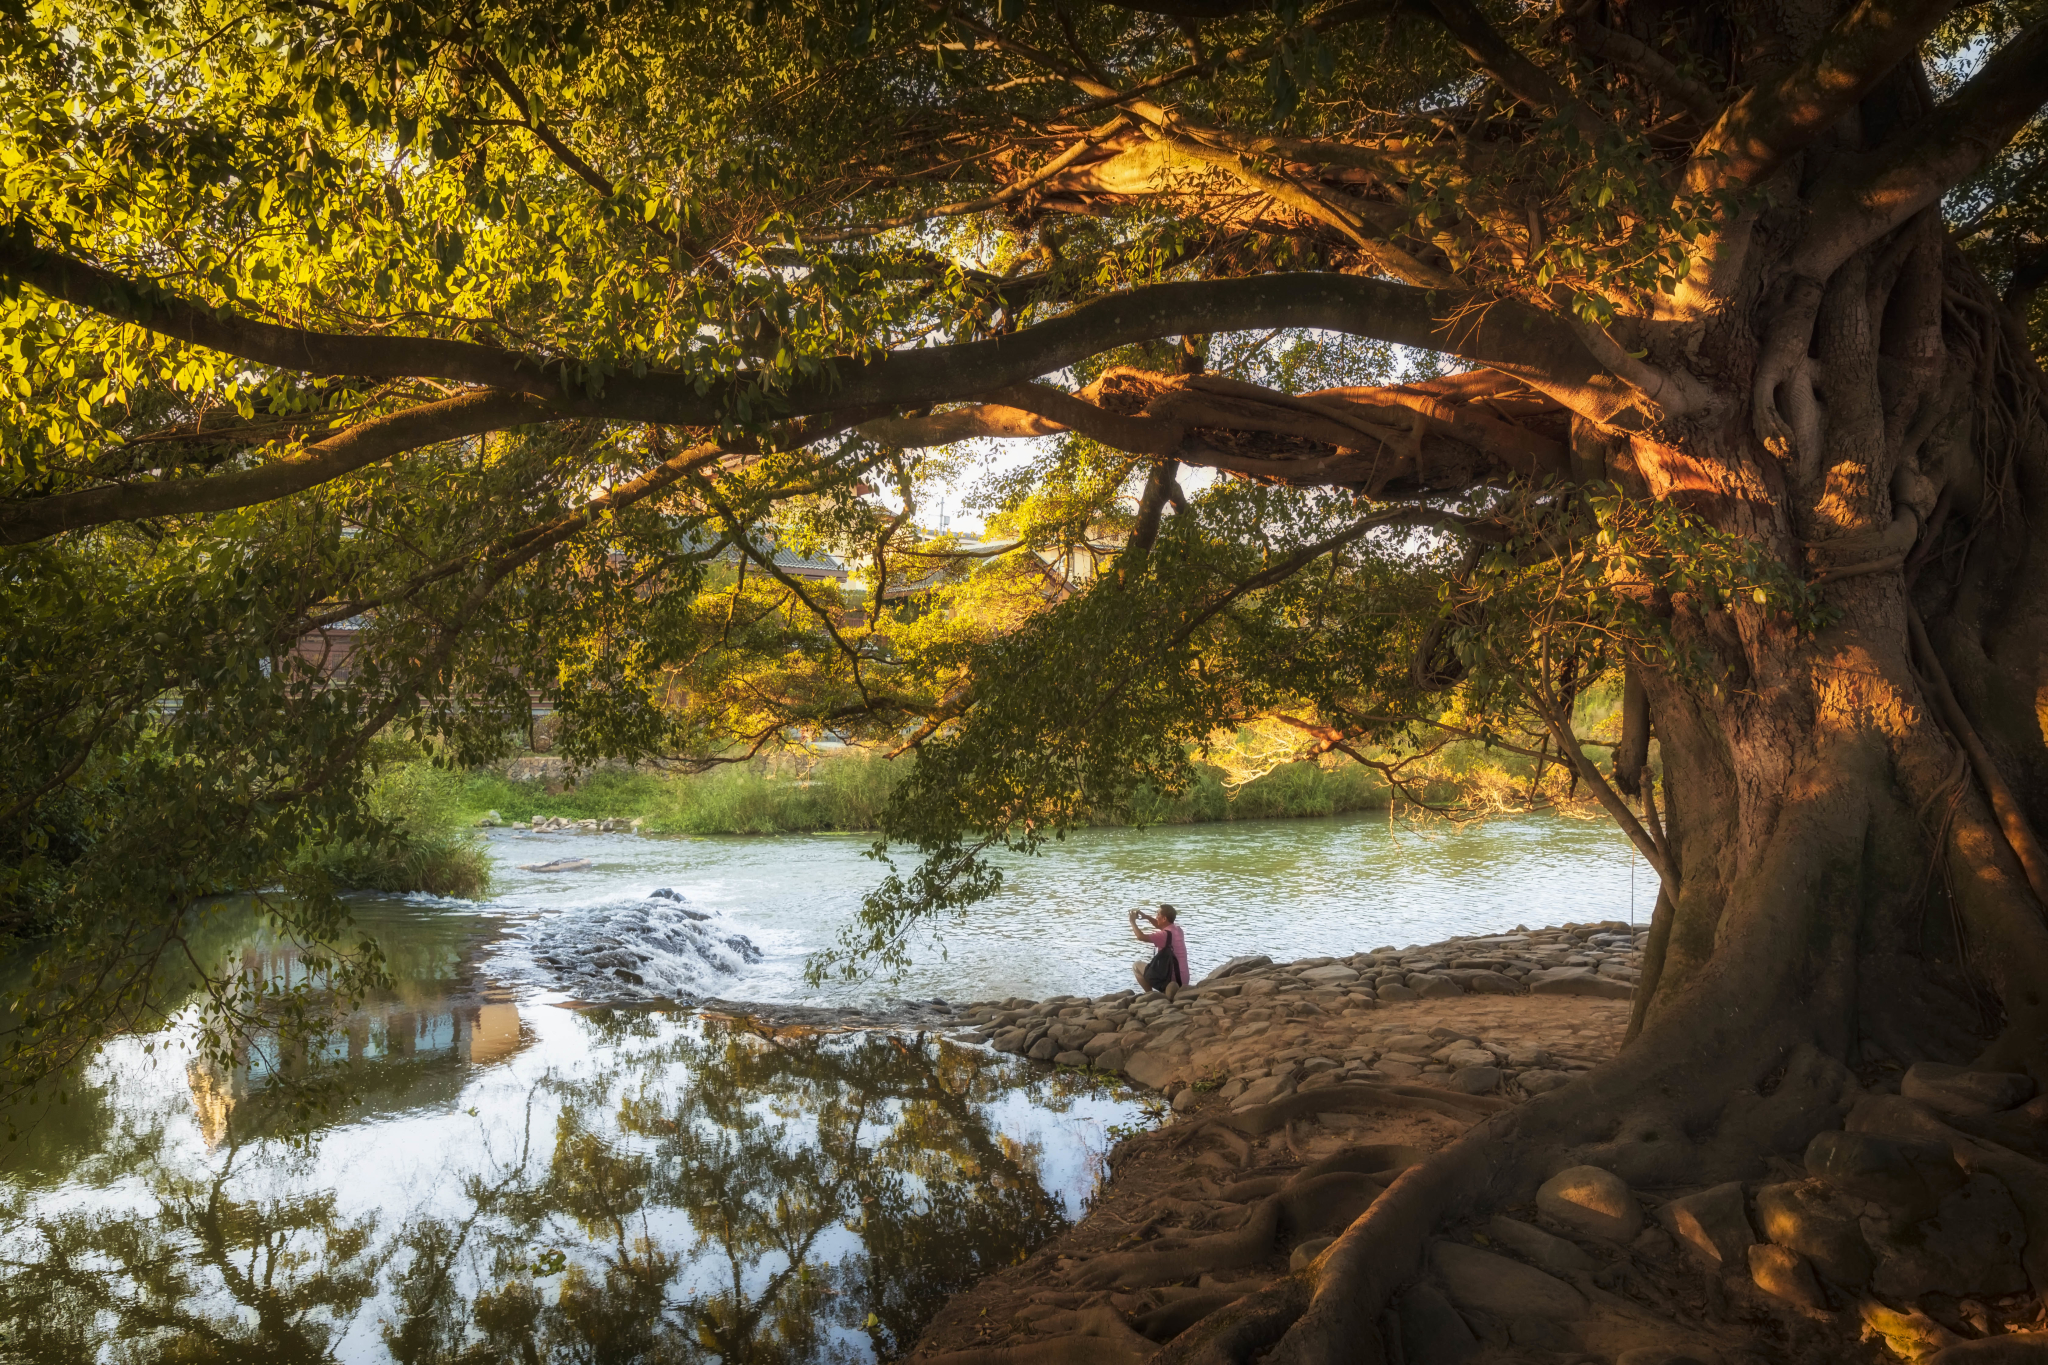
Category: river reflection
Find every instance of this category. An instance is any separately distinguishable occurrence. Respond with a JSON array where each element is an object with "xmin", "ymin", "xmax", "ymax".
[{"xmin": 0, "ymin": 906, "xmax": 1138, "ymax": 1364}]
